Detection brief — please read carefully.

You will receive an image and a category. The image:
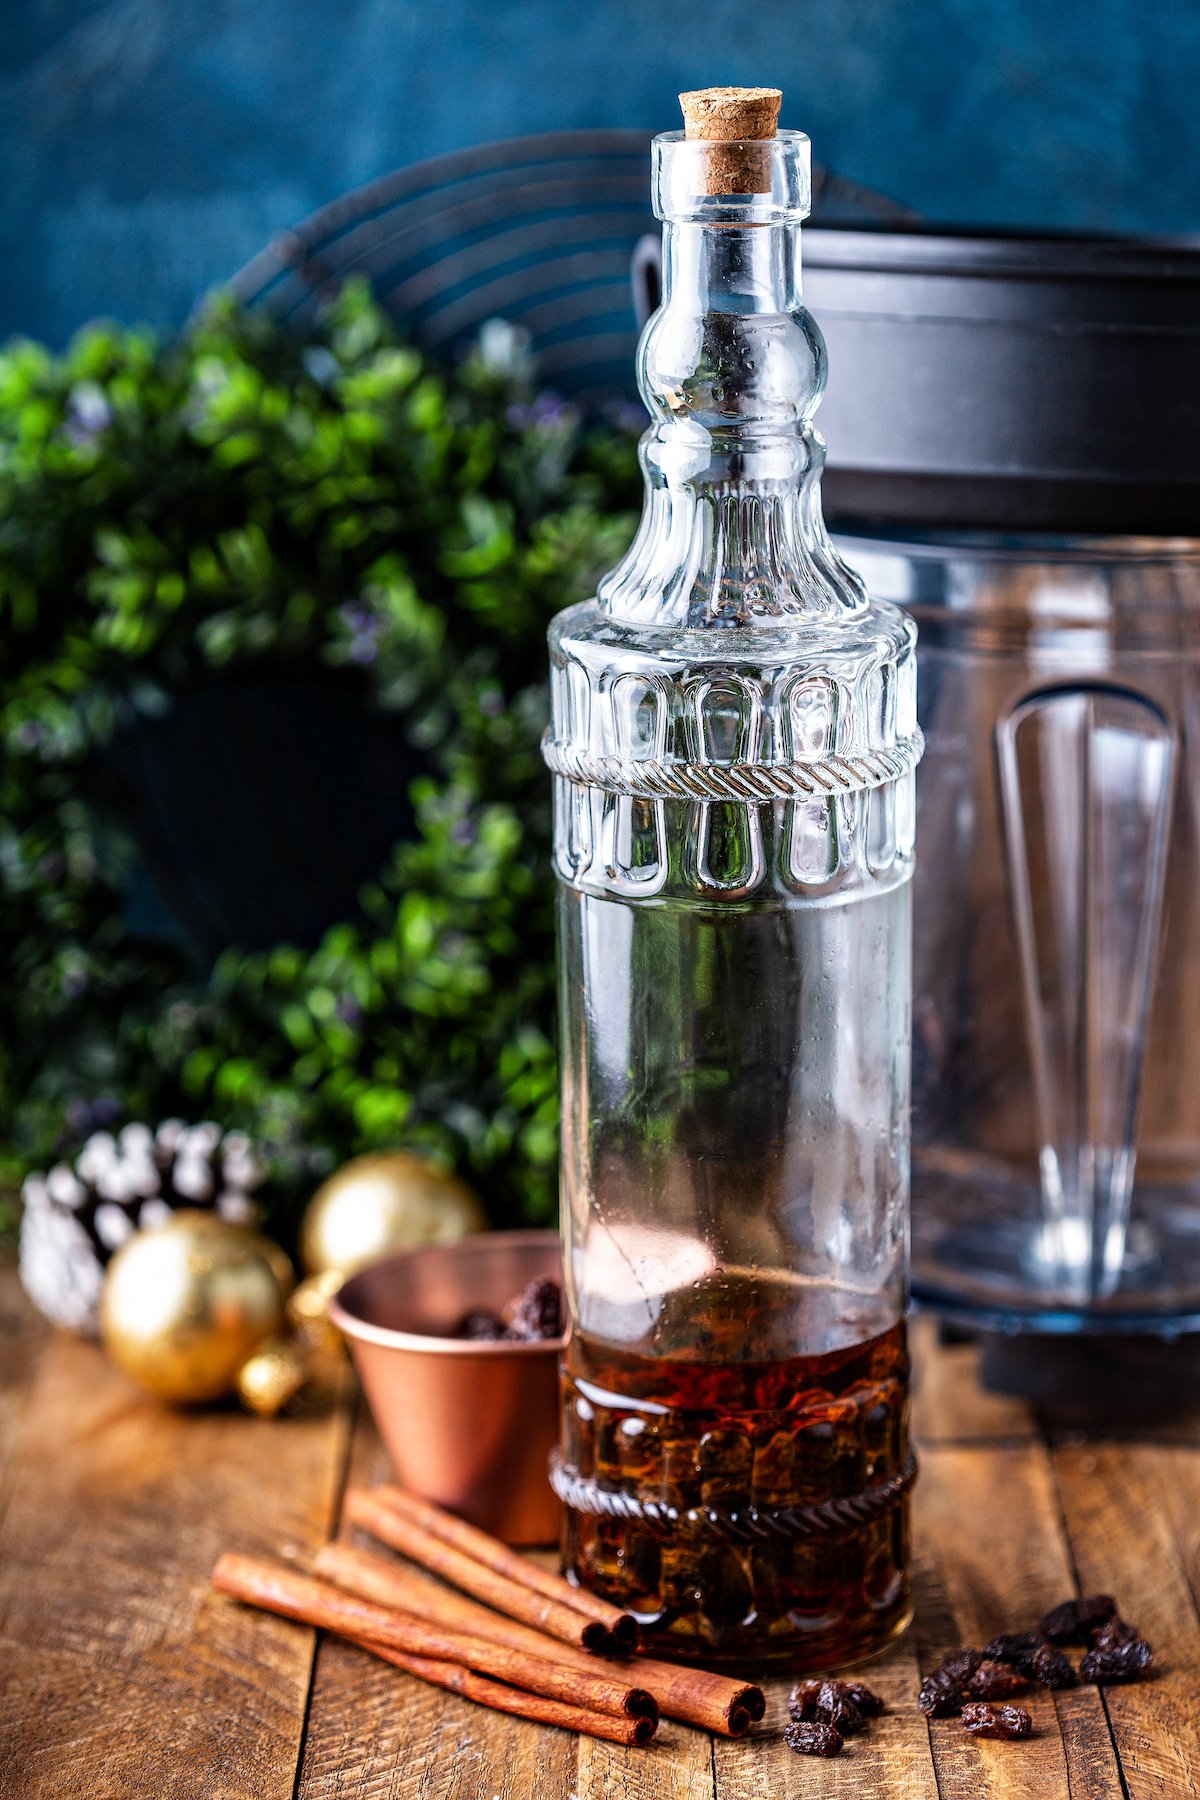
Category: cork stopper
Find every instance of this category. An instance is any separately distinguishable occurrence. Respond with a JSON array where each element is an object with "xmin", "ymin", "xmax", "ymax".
[{"xmin": 678, "ymin": 86, "xmax": 782, "ymax": 195}]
